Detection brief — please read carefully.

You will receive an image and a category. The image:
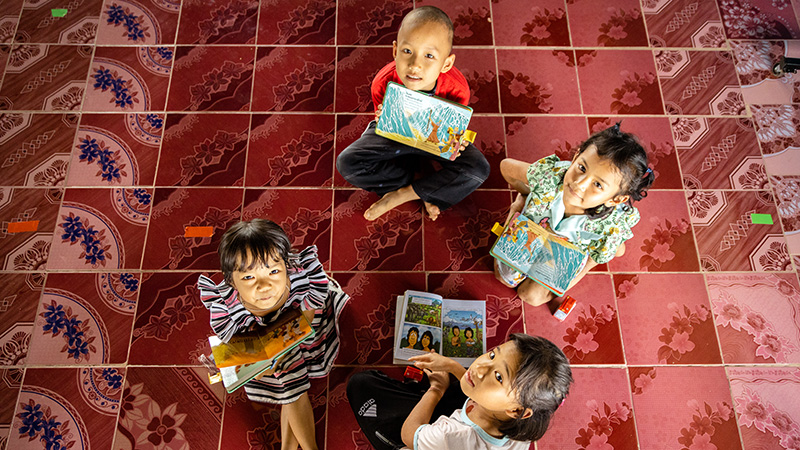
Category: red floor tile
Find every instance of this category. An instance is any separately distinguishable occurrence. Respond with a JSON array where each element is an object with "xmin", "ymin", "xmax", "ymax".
[
  {"xmin": 257, "ymin": 0, "xmax": 335, "ymax": 45},
  {"xmin": 468, "ymin": 116, "xmax": 508, "ymax": 189},
  {"xmin": 96, "ymin": 0, "xmax": 181, "ymax": 45},
  {"xmin": 335, "ymin": 0, "xmax": 412, "ymax": 45},
  {"xmin": 576, "ymin": 49, "xmax": 664, "ymax": 115},
  {"xmin": 0, "ymin": 367, "xmax": 23, "ymax": 448},
  {"xmin": 0, "ymin": 112, "xmax": 78, "ymax": 187},
  {"xmin": 566, "ymin": 0, "xmax": 648, "ymax": 47},
  {"xmin": 733, "ymin": 41, "xmax": 800, "ymax": 105},
  {"xmin": 0, "ymin": 188, "xmax": 61, "ymax": 271},
  {"xmin": 455, "ymin": 48, "xmax": 499, "ymax": 113},
  {"xmin": 418, "ymin": 0, "xmax": 493, "ymax": 45},
  {"xmin": 334, "ymin": 47, "xmax": 387, "ymax": 114},
  {"xmin": 504, "ymin": 116, "xmax": 588, "ymax": 163},
  {"xmin": 497, "ymin": 49, "xmax": 581, "ymax": 114},
  {"xmin": 492, "ymin": 0, "xmax": 570, "ymax": 46},
  {"xmin": 771, "ymin": 175, "xmax": 800, "ymax": 255},
  {"xmin": 0, "ymin": 2, "xmax": 22, "ymax": 80},
  {"xmin": 15, "ymin": 0, "xmax": 102, "ymax": 44},
  {"xmin": 657, "ymin": 50, "xmax": 744, "ymax": 115},
  {"xmin": 644, "ymin": 0, "xmax": 726, "ymax": 48},
  {"xmin": 166, "ymin": 46, "xmax": 255, "ymax": 112},
  {"xmin": 716, "ymin": 0, "xmax": 800, "ymax": 39},
  {"xmin": 0, "ymin": 273, "xmax": 42, "ymax": 366},
  {"xmin": 752, "ymin": 104, "xmax": 800, "ymax": 155},
  {"xmin": 176, "ymin": 0, "xmax": 258, "ymax": 44},
  {"xmin": 252, "ymin": 46, "xmax": 335, "ymax": 112},
  {"xmin": 84, "ymin": 46, "xmax": 173, "ymax": 112}
]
